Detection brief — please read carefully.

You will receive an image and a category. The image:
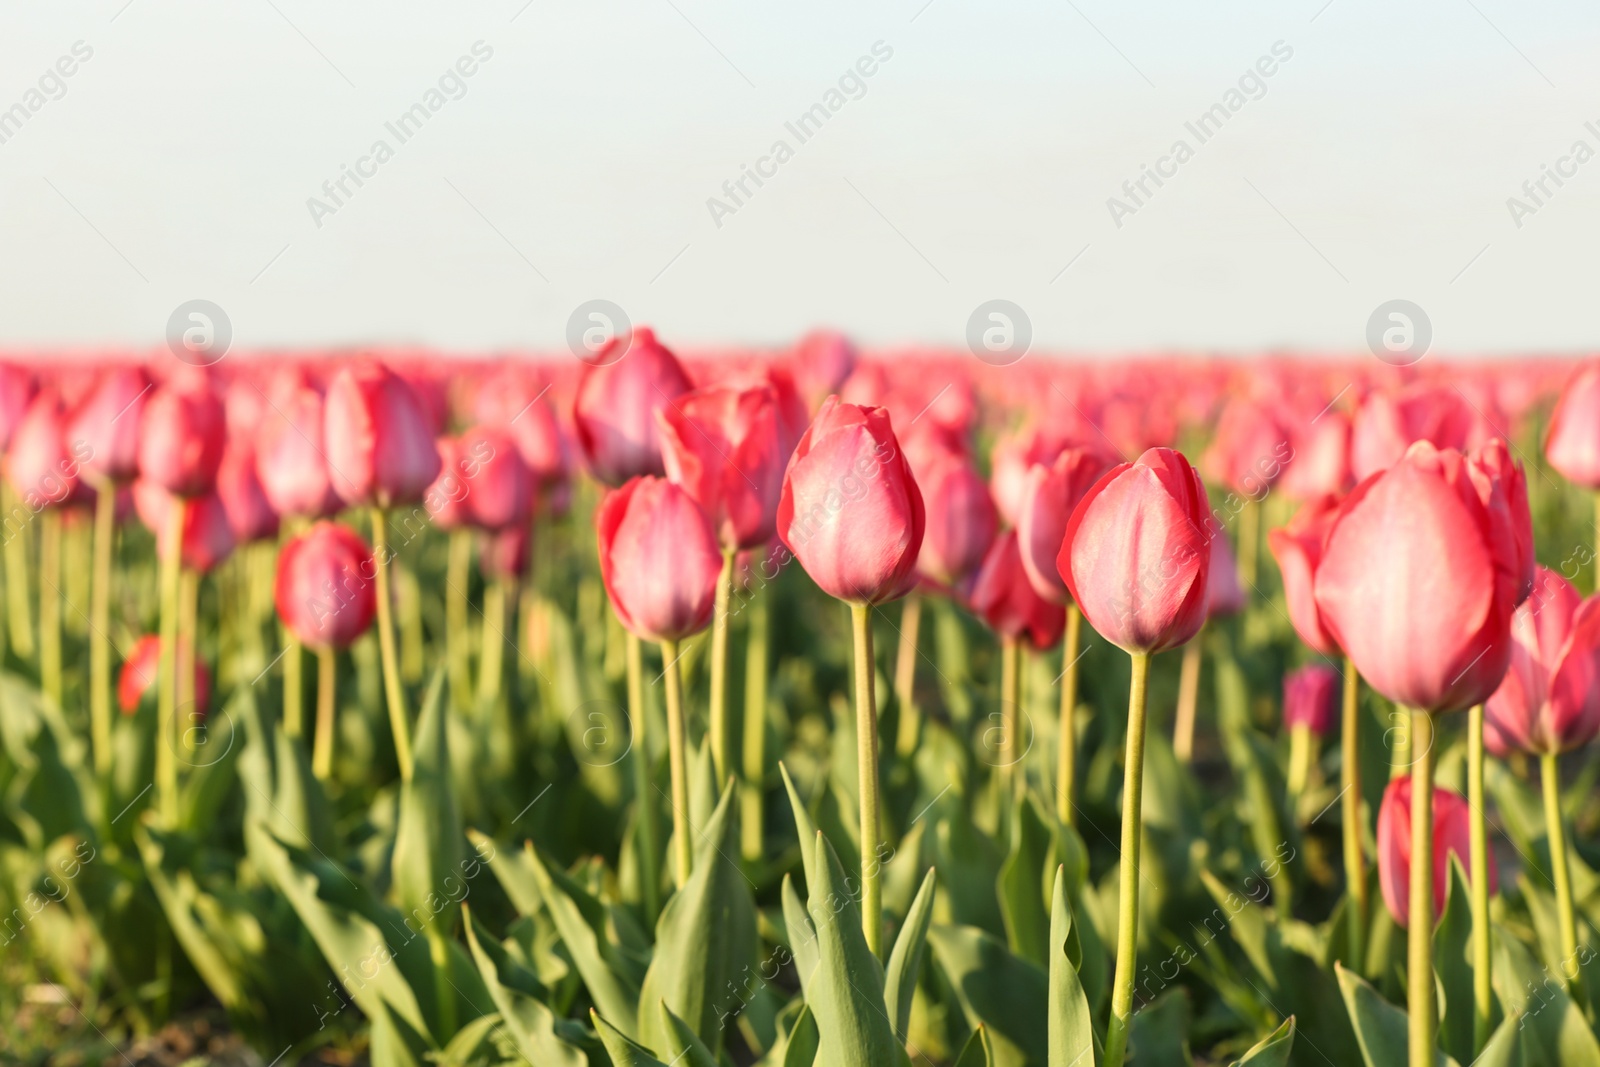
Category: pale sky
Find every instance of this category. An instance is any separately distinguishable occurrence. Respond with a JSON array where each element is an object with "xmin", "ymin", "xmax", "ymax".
[{"xmin": 1, "ymin": 0, "xmax": 1597, "ymax": 356}]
